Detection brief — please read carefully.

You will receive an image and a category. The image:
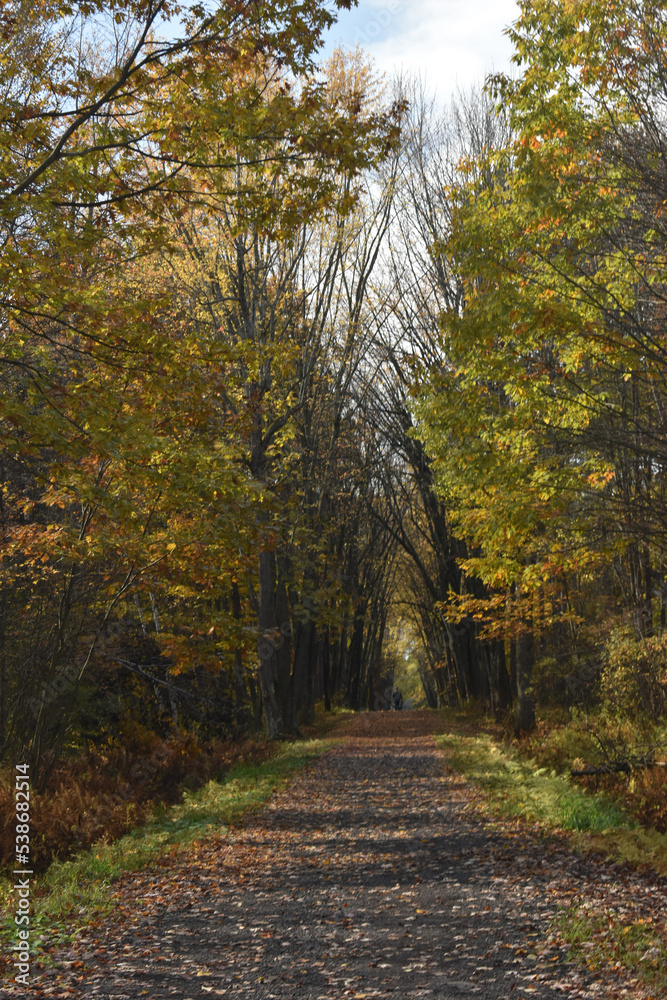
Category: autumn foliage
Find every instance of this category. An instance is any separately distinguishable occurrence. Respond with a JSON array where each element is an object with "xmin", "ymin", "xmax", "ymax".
[
  {"xmin": 0, "ymin": 1, "xmax": 405, "ymax": 790},
  {"xmin": 3, "ymin": 0, "xmax": 667, "ymax": 862}
]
